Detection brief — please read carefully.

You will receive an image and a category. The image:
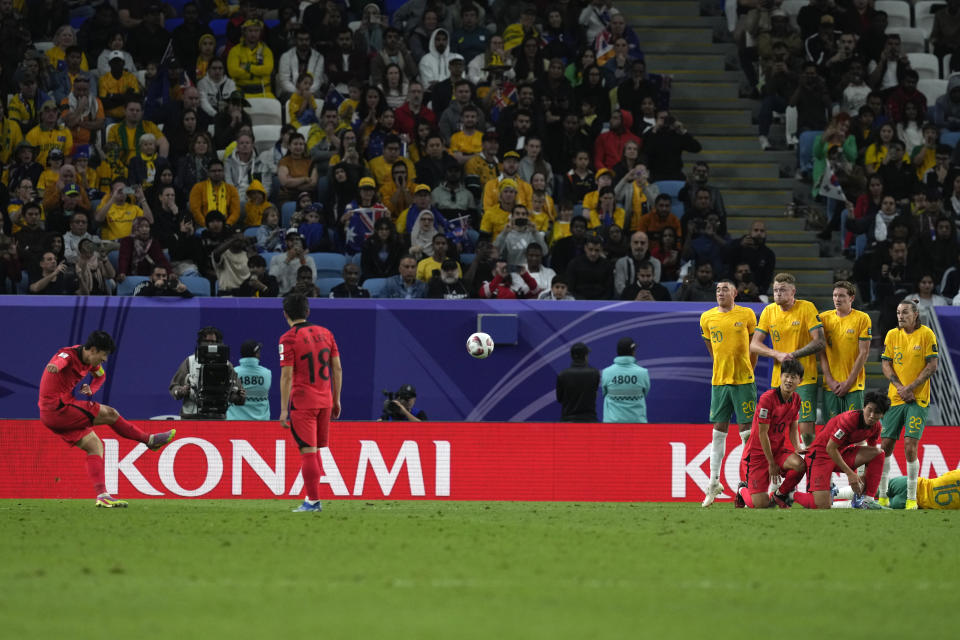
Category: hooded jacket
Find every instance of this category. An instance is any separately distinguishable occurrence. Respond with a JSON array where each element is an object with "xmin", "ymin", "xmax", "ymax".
[
  {"xmin": 418, "ymin": 29, "xmax": 454, "ymax": 88},
  {"xmin": 933, "ymin": 74, "xmax": 960, "ymax": 131},
  {"xmin": 593, "ymin": 109, "xmax": 642, "ymax": 170}
]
